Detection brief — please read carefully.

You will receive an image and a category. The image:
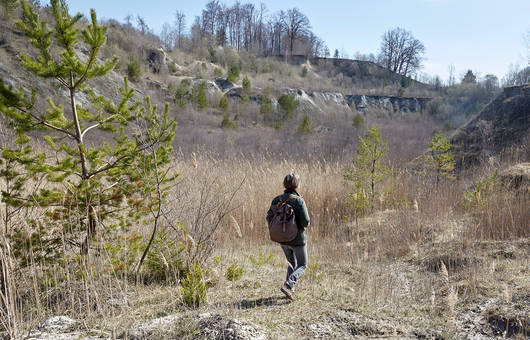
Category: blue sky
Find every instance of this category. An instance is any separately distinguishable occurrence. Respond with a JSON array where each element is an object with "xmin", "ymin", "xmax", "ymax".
[{"xmin": 61, "ymin": 0, "xmax": 529, "ymax": 81}]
